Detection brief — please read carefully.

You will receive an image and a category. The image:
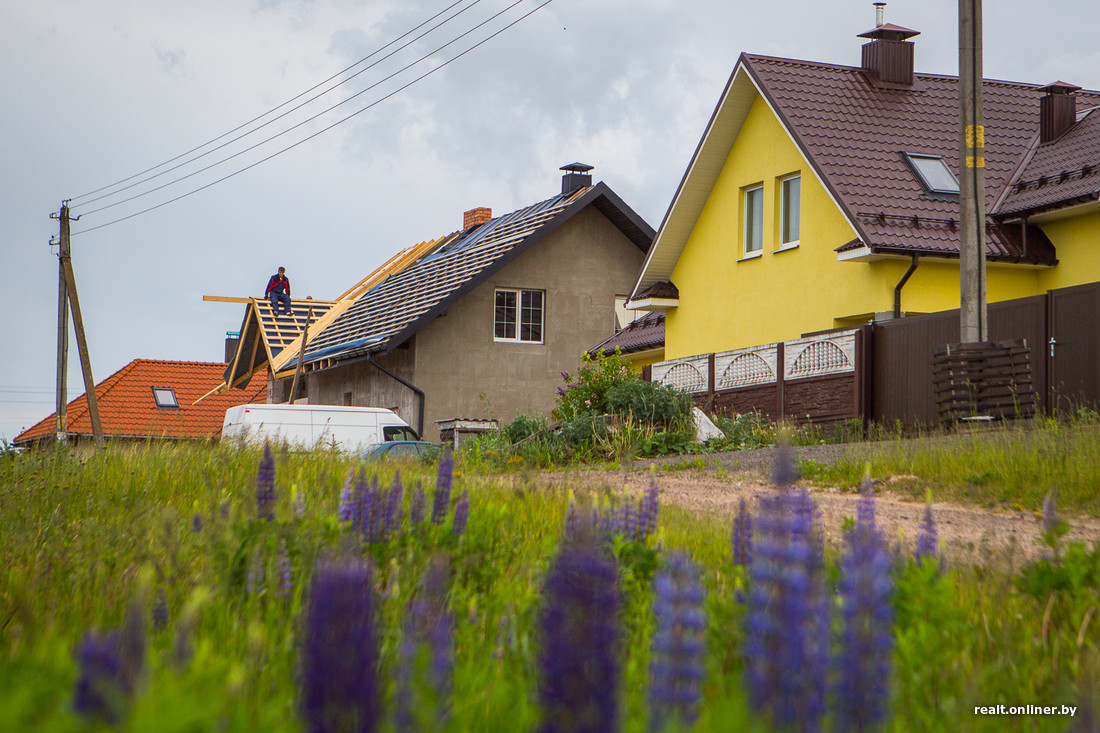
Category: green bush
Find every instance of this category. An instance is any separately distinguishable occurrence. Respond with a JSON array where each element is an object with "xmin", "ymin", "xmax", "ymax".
[
  {"xmin": 553, "ymin": 351, "xmax": 638, "ymax": 422},
  {"xmin": 605, "ymin": 379, "xmax": 692, "ymax": 430}
]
